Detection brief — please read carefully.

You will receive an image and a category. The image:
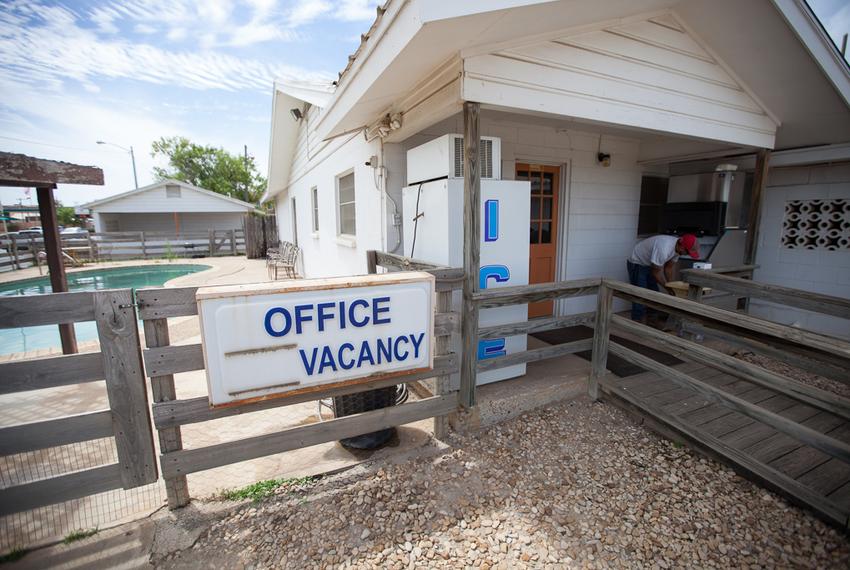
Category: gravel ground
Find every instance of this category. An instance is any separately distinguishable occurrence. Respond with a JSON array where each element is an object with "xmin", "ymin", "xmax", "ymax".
[
  {"xmin": 157, "ymin": 398, "xmax": 849, "ymax": 569},
  {"xmin": 734, "ymin": 350, "xmax": 850, "ymax": 400}
]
